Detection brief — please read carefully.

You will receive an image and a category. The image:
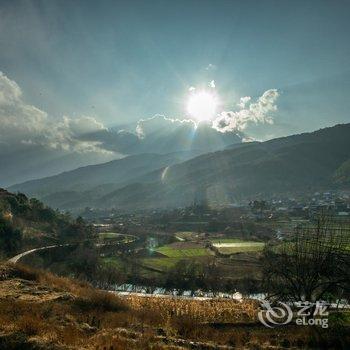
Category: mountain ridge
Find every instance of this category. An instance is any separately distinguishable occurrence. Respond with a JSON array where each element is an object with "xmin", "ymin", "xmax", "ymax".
[{"xmin": 9, "ymin": 123, "xmax": 350, "ymax": 211}]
